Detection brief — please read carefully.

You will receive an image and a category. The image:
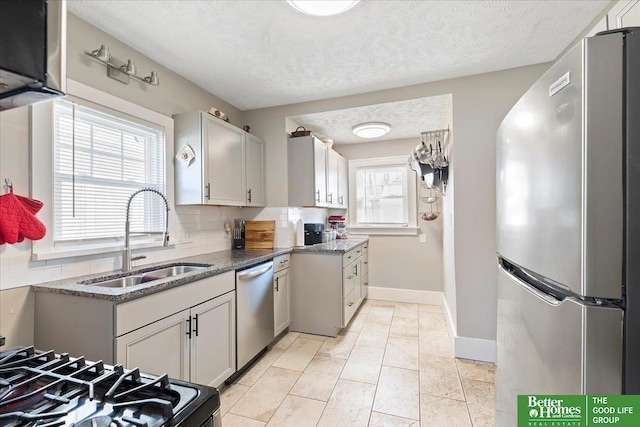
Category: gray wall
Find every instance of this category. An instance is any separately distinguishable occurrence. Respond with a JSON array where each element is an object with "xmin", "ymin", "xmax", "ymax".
[
  {"xmin": 242, "ymin": 63, "xmax": 549, "ymax": 345},
  {"xmin": 336, "ymin": 139, "xmax": 443, "ymax": 292}
]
